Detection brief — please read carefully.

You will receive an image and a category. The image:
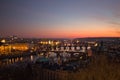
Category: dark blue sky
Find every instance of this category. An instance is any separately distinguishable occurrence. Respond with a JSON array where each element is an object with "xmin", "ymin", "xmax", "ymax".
[{"xmin": 0, "ymin": 0, "xmax": 120, "ymax": 38}]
